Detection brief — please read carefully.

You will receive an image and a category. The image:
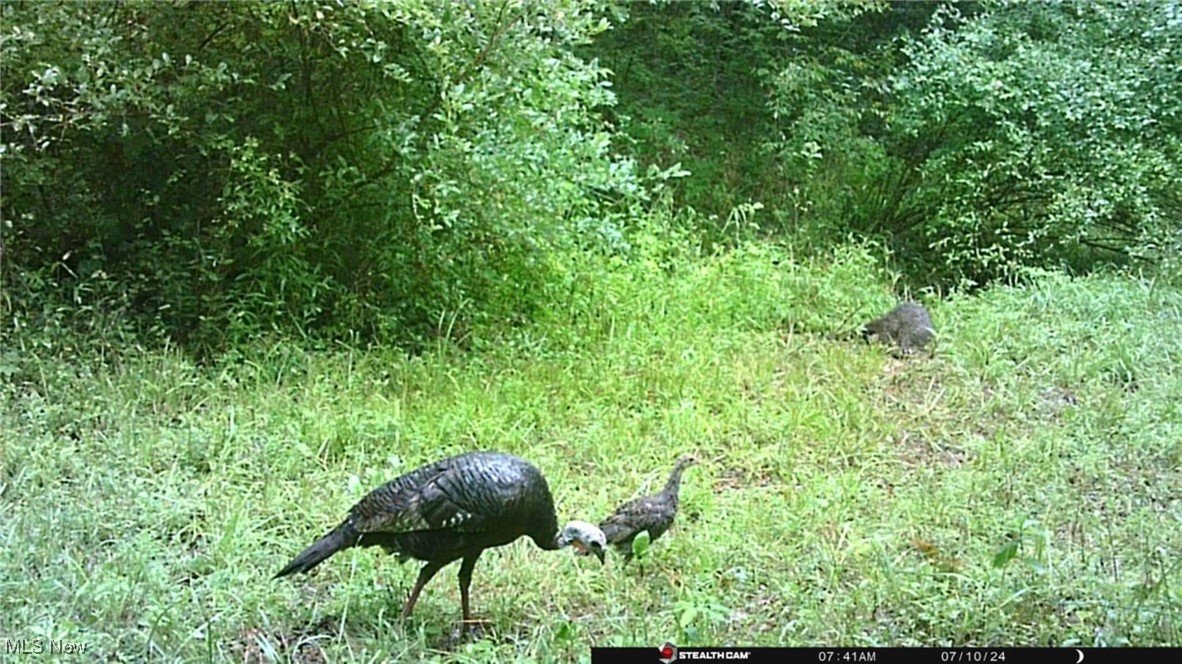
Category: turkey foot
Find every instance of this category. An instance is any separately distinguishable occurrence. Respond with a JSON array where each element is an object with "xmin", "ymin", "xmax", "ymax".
[{"xmin": 446, "ymin": 618, "xmax": 492, "ymax": 646}]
